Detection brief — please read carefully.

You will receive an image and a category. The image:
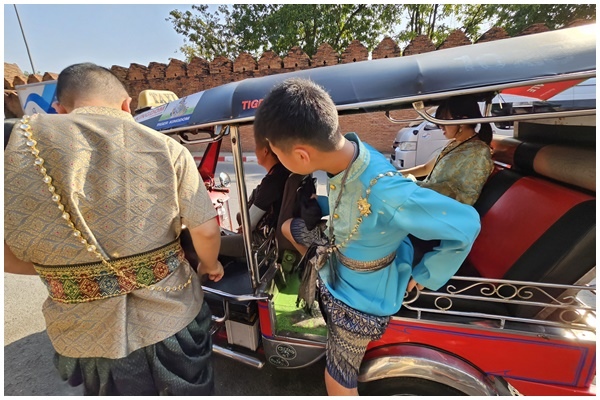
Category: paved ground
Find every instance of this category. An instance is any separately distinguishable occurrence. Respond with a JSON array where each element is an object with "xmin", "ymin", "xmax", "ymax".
[{"xmin": 4, "ymin": 328, "xmax": 327, "ymax": 396}]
